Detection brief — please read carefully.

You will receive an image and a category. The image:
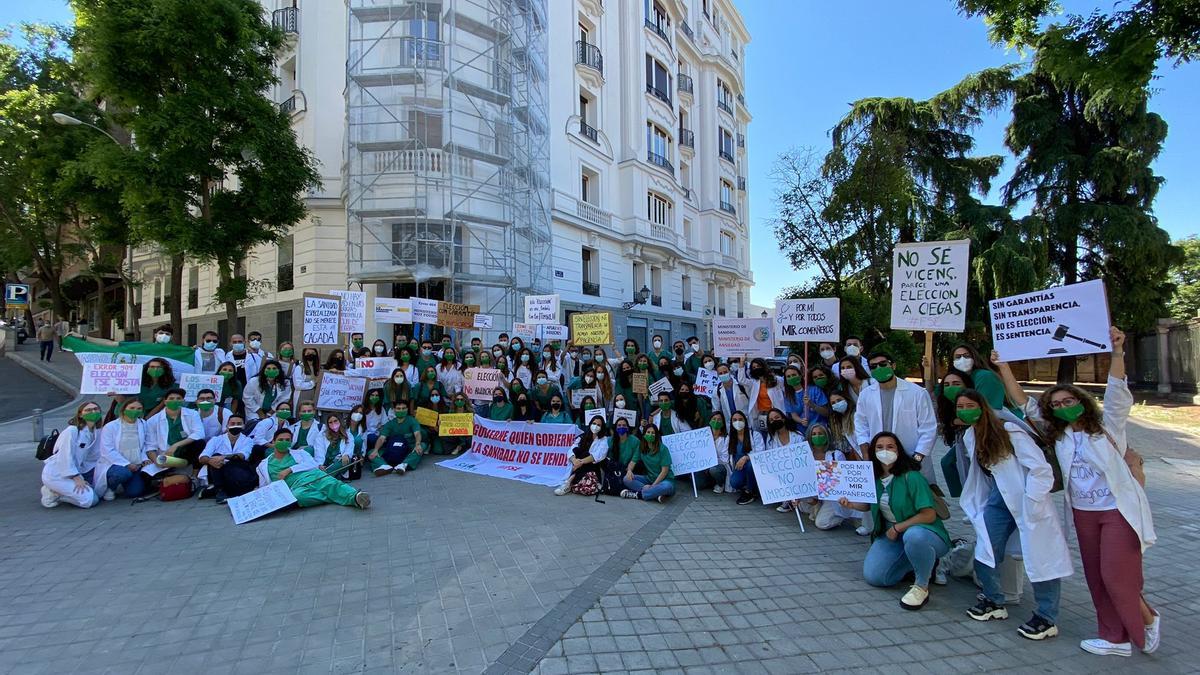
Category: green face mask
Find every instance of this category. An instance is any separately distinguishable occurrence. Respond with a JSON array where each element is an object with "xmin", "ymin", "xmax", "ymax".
[
  {"xmin": 638, "ymin": 363, "xmax": 649, "ymax": 371},
  {"xmin": 81, "ymin": 411, "xmax": 102, "ymax": 424},
  {"xmin": 942, "ymin": 385, "xmax": 963, "ymax": 402},
  {"xmin": 956, "ymin": 408, "xmax": 983, "ymax": 425},
  {"xmin": 1053, "ymin": 402, "xmax": 1085, "ymax": 423},
  {"xmin": 219, "ymin": 371, "xmax": 234, "ymax": 380},
  {"xmin": 273, "ymin": 439, "xmax": 291, "ymax": 452},
  {"xmin": 709, "ymin": 420, "xmax": 723, "ymax": 431},
  {"xmin": 369, "ymin": 395, "xmax": 381, "ymax": 403},
  {"xmin": 426, "ymin": 372, "xmax": 436, "ymax": 381},
  {"xmin": 512, "ymin": 383, "xmax": 523, "ymax": 393},
  {"xmin": 644, "ymin": 432, "xmax": 656, "ymax": 442},
  {"xmin": 280, "ymin": 348, "xmax": 294, "ymax": 358},
  {"xmin": 275, "ymin": 410, "xmax": 291, "ymax": 420},
  {"xmin": 870, "ymin": 365, "xmax": 895, "ymax": 383},
  {"xmin": 625, "ymin": 346, "xmax": 636, "ymax": 355},
  {"xmin": 197, "ymin": 401, "xmax": 215, "ymax": 411},
  {"xmin": 165, "ymin": 400, "xmax": 183, "ymax": 411},
  {"xmin": 147, "ymin": 367, "xmax": 164, "ymax": 378},
  {"xmin": 353, "ymin": 339, "xmax": 363, "ymax": 348},
  {"xmin": 658, "ymin": 401, "xmax": 671, "ymax": 410},
  {"xmin": 264, "ymin": 368, "xmax": 280, "ymax": 379},
  {"xmin": 400, "ymin": 352, "xmax": 411, "ymax": 362},
  {"xmin": 395, "ymin": 409, "xmax": 408, "ymax": 418},
  {"xmin": 813, "ymin": 376, "xmax": 828, "ymax": 388},
  {"xmin": 123, "ymin": 408, "xmax": 144, "ymax": 419},
  {"xmin": 583, "ymin": 403, "xmax": 594, "ymax": 411},
  {"xmin": 810, "ymin": 433, "xmax": 829, "ymax": 447},
  {"xmin": 786, "ymin": 375, "xmax": 802, "ymax": 388},
  {"xmin": 299, "ymin": 412, "xmax": 315, "ymax": 422}
]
